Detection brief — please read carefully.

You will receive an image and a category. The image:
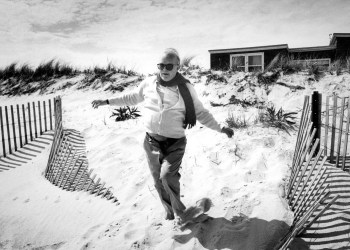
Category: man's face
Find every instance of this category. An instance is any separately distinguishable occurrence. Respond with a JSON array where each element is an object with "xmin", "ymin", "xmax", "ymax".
[{"xmin": 158, "ymin": 55, "xmax": 179, "ymax": 82}]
